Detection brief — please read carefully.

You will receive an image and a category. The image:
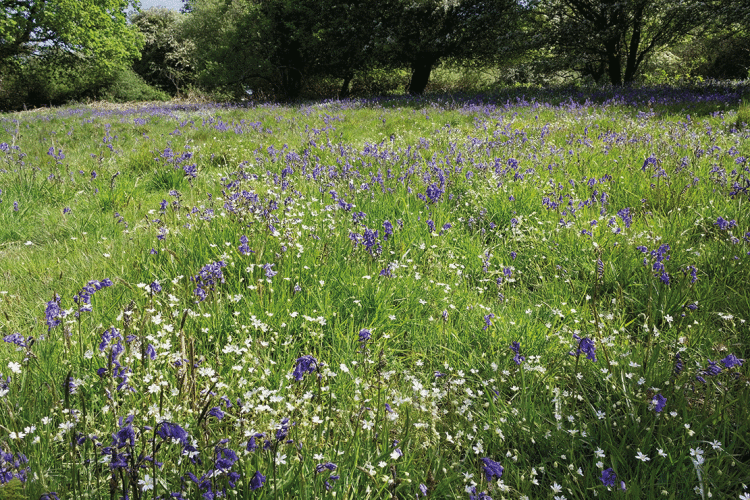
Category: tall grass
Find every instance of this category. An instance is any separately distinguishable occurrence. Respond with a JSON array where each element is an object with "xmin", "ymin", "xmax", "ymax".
[{"xmin": 0, "ymin": 83, "xmax": 749, "ymax": 499}]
